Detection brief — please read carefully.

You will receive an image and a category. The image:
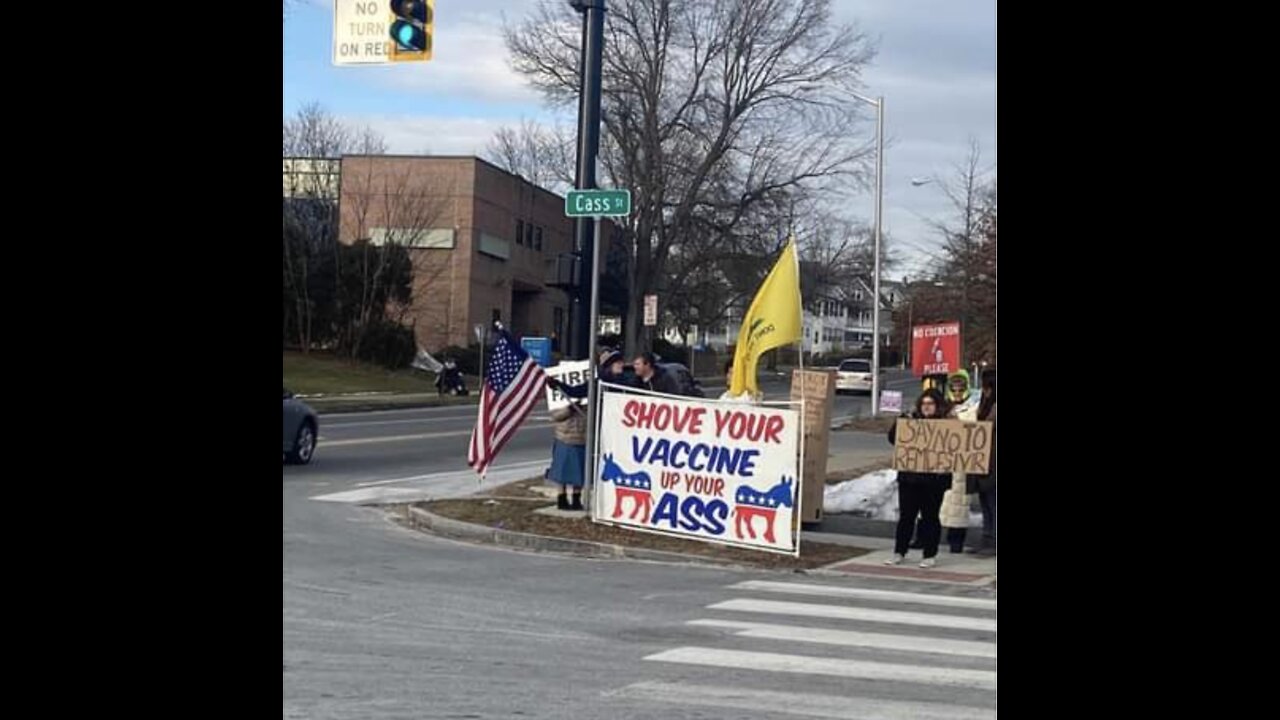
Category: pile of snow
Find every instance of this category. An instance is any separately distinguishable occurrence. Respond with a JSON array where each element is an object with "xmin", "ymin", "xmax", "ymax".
[
  {"xmin": 824, "ymin": 469, "xmax": 899, "ymax": 519},
  {"xmin": 824, "ymin": 469, "xmax": 985, "ymax": 526}
]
